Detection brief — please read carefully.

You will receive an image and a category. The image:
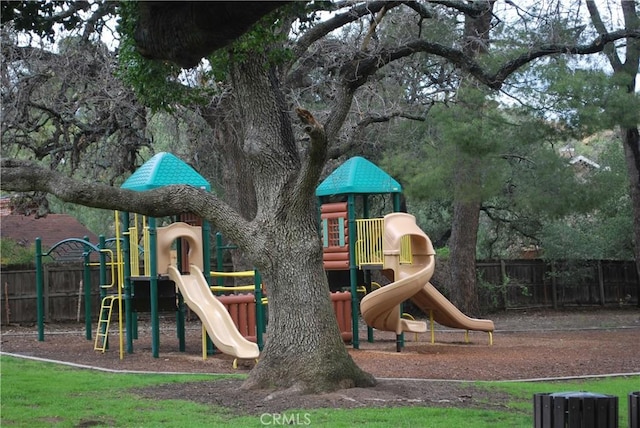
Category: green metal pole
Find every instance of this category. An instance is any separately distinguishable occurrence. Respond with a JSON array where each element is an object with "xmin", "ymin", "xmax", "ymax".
[
  {"xmin": 97, "ymin": 235, "xmax": 108, "ymax": 346},
  {"xmin": 98, "ymin": 235, "xmax": 107, "ymax": 291},
  {"xmin": 393, "ymin": 192, "xmax": 401, "ymax": 212},
  {"xmin": 121, "ymin": 212, "xmax": 134, "ymax": 354},
  {"xmin": 362, "ymin": 195, "xmax": 375, "ymax": 343},
  {"xmin": 347, "ymin": 194, "xmax": 359, "ymax": 349},
  {"xmin": 148, "ymin": 217, "xmax": 159, "ymax": 358},
  {"xmin": 175, "ymin": 232, "xmax": 185, "ymax": 352},
  {"xmin": 209, "ymin": 231, "xmax": 224, "ymax": 354},
  {"xmin": 35, "ymin": 238, "xmax": 44, "ymax": 341},
  {"xmin": 84, "ymin": 237, "xmax": 93, "ymax": 340},
  {"xmin": 254, "ymin": 270, "xmax": 264, "ymax": 350},
  {"xmin": 203, "ymin": 221, "xmax": 211, "ymax": 286},
  {"xmin": 215, "ymin": 232, "xmax": 224, "ymax": 287},
  {"xmin": 392, "ymin": 192, "xmax": 405, "ymax": 349}
]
